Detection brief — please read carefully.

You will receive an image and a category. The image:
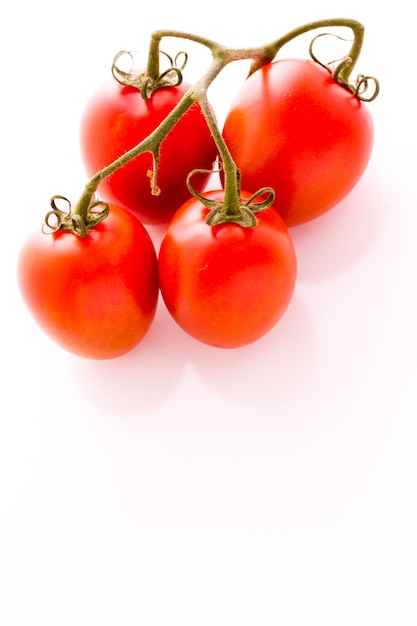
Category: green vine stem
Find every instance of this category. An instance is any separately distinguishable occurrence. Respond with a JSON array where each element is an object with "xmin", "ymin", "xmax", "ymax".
[
  {"xmin": 248, "ymin": 18, "xmax": 364, "ymax": 77},
  {"xmin": 50, "ymin": 18, "xmax": 379, "ymax": 235}
]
